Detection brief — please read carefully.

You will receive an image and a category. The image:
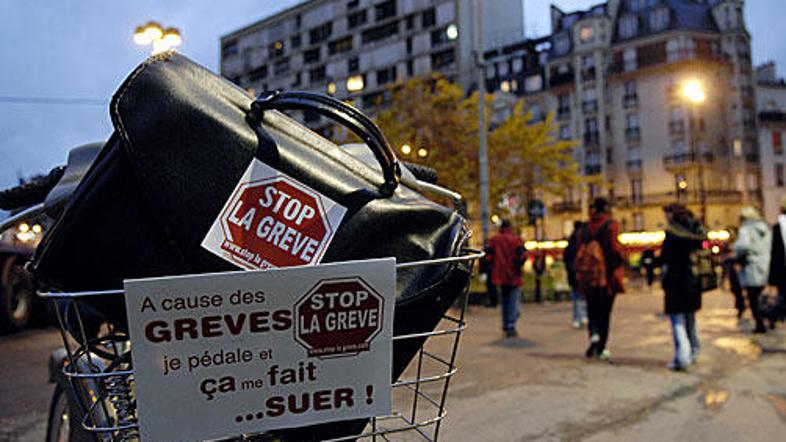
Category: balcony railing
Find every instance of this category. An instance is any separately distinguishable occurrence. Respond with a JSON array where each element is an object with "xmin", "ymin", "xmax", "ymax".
[
  {"xmin": 625, "ymin": 127, "xmax": 641, "ymax": 142},
  {"xmin": 552, "ymin": 201, "xmax": 581, "ymax": 214},
  {"xmin": 616, "ymin": 190, "xmax": 744, "ymax": 208},
  {"xmin": 663, "ymin": 152, "xmax": 715, "ymax": 170}
]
